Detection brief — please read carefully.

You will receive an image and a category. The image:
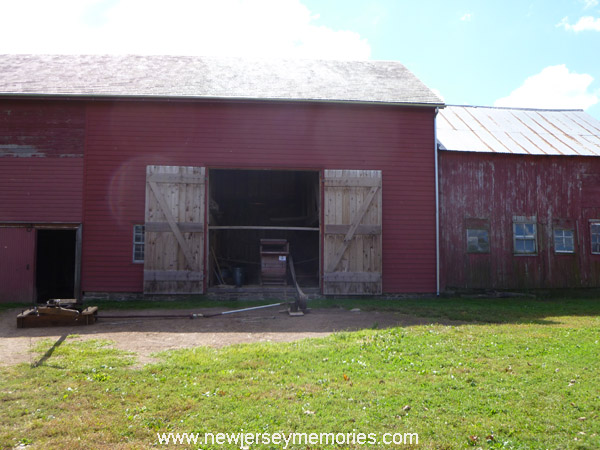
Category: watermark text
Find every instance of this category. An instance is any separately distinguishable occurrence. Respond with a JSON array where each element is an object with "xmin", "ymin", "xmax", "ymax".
[{"xmin": 157, "ymin": 430, "xmax": 419, "ymax": 448}]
